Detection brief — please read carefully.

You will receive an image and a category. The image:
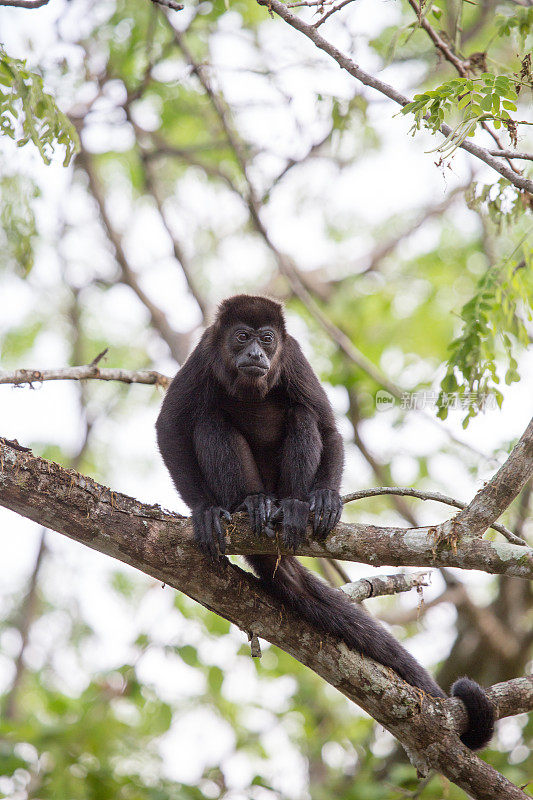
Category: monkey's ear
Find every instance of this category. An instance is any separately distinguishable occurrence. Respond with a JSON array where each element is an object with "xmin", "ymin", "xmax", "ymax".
[{"xmin": 215, "ymin": 295, "xmax": 286, "ymax": 334}]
